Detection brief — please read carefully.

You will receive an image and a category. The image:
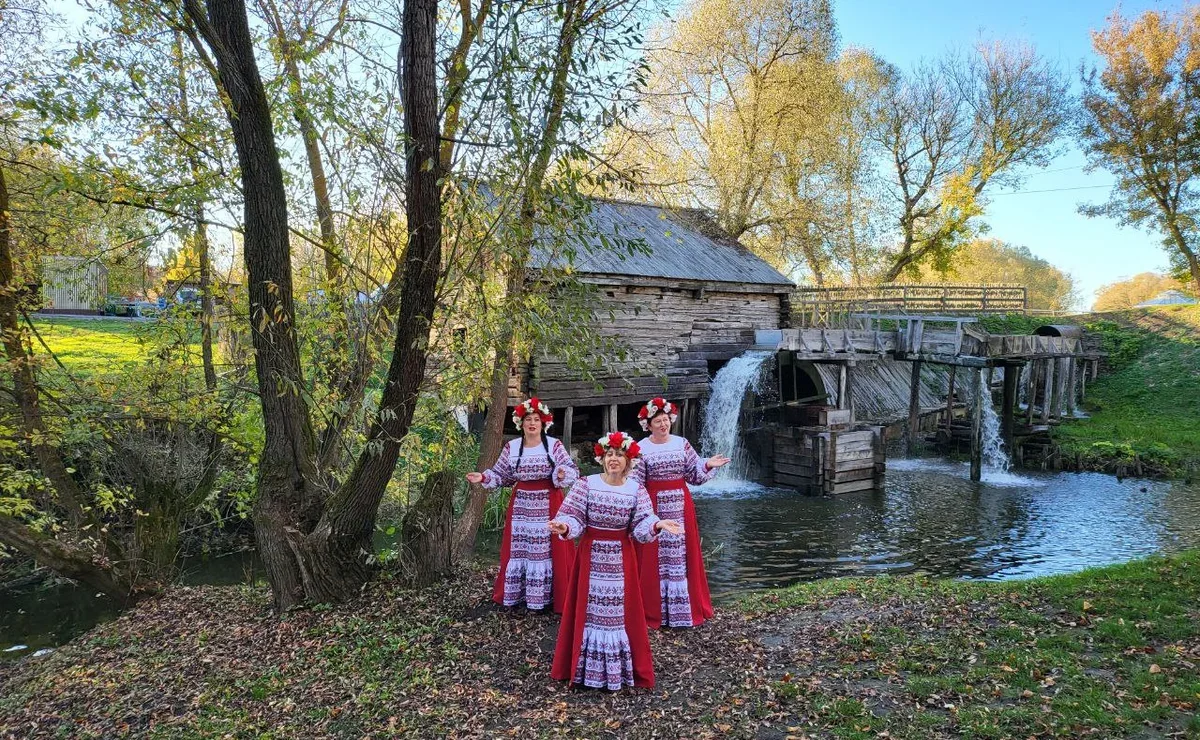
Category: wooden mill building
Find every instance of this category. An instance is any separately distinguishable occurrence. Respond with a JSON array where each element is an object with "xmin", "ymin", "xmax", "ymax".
[{"xmin": 512, "ymin": 198, "xmax": 794, "ymax": 450}]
